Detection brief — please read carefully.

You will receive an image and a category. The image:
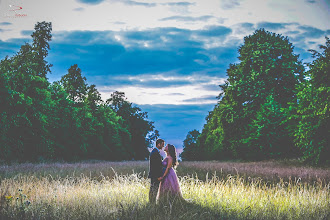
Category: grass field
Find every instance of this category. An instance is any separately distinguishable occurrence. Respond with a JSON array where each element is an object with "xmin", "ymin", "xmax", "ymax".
[{"xmin": 0, "ymin": 161, "xmax": 329, "ymax": 219}]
